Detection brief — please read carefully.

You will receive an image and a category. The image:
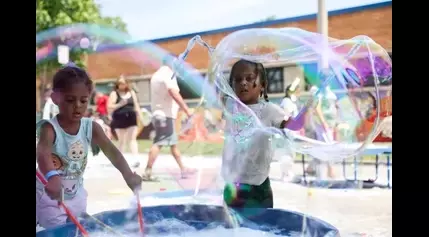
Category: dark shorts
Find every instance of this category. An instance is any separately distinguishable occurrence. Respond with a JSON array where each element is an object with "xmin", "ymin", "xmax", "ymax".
[
  {"xmin": 223, "ymin": 177, "xmax": 273, "ymax": 209},
  {"xmin": 111, "ymin": 111, "xmax": 137, "ymax": 129},
  {"xmin": 152, "ymin": 115, "xmax": 178, "ymax": 146}
]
